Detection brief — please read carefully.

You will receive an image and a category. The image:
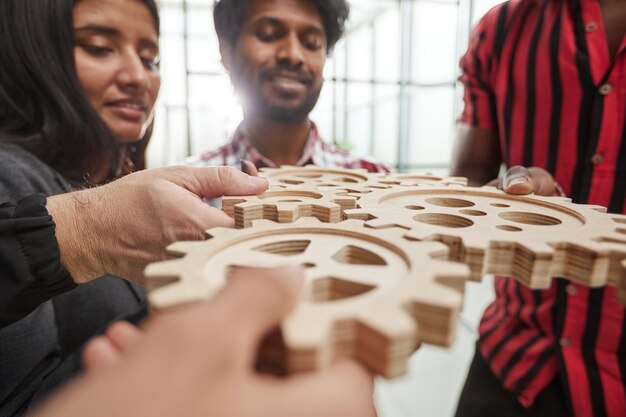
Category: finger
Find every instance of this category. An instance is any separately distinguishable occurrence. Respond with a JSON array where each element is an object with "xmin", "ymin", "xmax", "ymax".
[
  {"xmin": 82, "ymin": 336, "xmax": 123, "ymax": 371},
  {"xmin": 486, "ymin": 178, "xmax": 501, "ymax": 188},
  {"xmin": 502, "ymin": 166, "xmax": 534, "ymax": 195},
  {"xmin": 105, "ymin": 321, "xmax": 143, "ymax": 354},
  {"xmin": 197, "ymin": 206, "xmax": 235, "ymax": 229},
  {"xmin": 526, "ymin": 167, "xmax": 558, "ymax": 196},
  {"xmin": 209, "ymin": 266, "xmax": 305, "ymax": 357},
  {"xmin": 256, "ymin": 360, "xmax": 376, "ymax": 417},
  {"xmin": 173, "ymin": 166, "xmax": 269, "ymax": 199},
  {"xmin": 241, "ymin": 160, "xmax": 259, "ymax": 176}
]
